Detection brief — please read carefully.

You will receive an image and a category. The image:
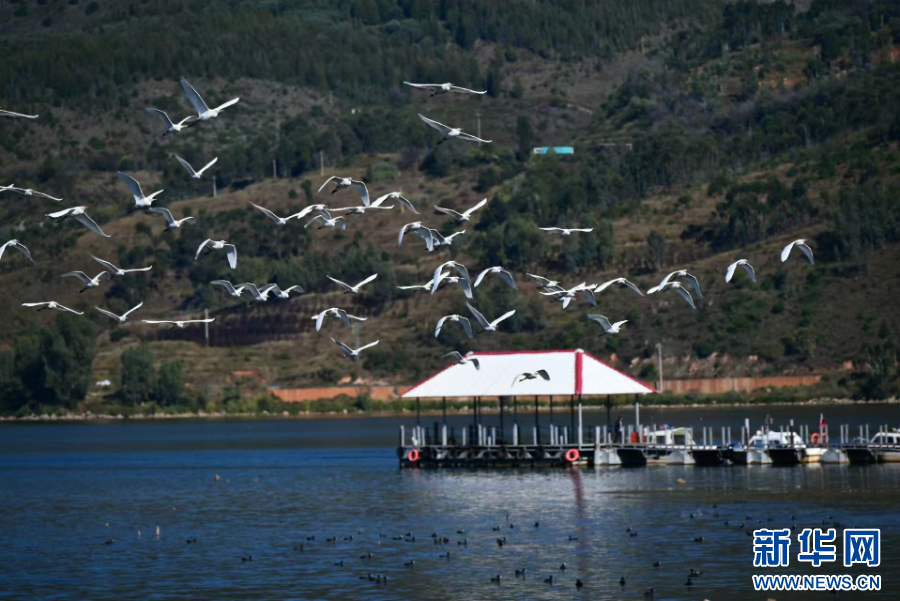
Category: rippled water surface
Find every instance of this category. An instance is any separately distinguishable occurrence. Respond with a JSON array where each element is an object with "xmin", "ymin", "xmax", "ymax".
[{"xmin": 2, "ymin": 405, "xmax": 899, "ymax": 600}]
